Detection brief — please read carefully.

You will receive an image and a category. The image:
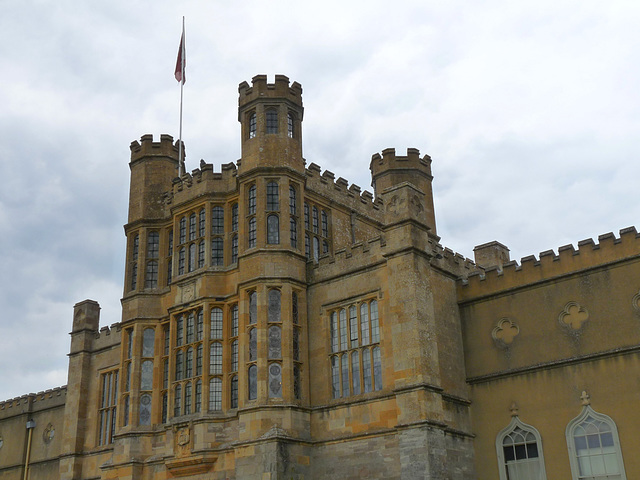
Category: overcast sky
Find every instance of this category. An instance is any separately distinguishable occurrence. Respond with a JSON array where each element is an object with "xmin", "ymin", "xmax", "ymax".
[{"xmin": 1, "ymin": 0, "xmax": 639, "ymax": 401}]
